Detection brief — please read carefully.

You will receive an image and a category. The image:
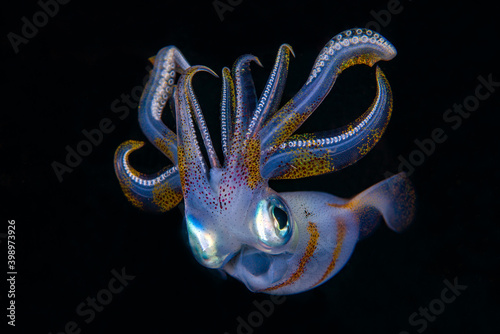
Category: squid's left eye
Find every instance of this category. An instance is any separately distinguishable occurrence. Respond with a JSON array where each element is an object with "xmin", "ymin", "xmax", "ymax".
[{"xmin": 254, "ymin": 195, "xmax": 293, "ymax": 250}]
